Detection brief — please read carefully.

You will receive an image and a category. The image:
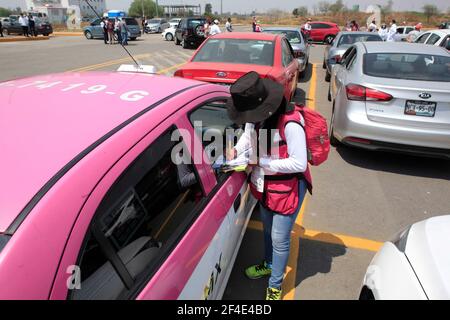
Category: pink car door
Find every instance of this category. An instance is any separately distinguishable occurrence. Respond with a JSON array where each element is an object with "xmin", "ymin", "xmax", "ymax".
[{"xmin": 50, "ymin": 92, "xmax": 243, "ymax": 300}]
